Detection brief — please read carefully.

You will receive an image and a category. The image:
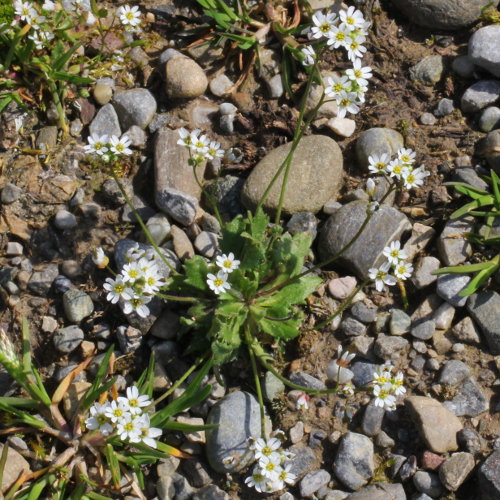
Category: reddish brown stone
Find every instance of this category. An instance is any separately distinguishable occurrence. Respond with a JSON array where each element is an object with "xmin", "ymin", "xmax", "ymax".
[{"xmin": 421, "ymin": 450, "xmax": 446, "ymax": 470}]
